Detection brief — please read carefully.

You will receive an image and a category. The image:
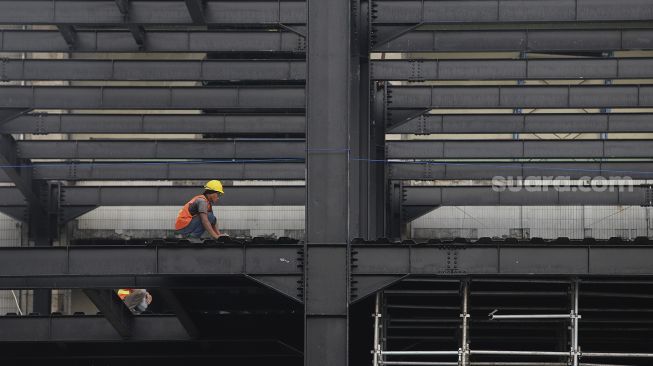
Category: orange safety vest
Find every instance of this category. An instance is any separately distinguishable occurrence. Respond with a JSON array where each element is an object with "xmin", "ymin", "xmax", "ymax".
[
  {"xmin": 117, "ymin": 288, "xmax": 132, "ymax": 300},
  {"xmin": 175, "ymin": 194, "xmax": 213, "ymax": 230}
]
